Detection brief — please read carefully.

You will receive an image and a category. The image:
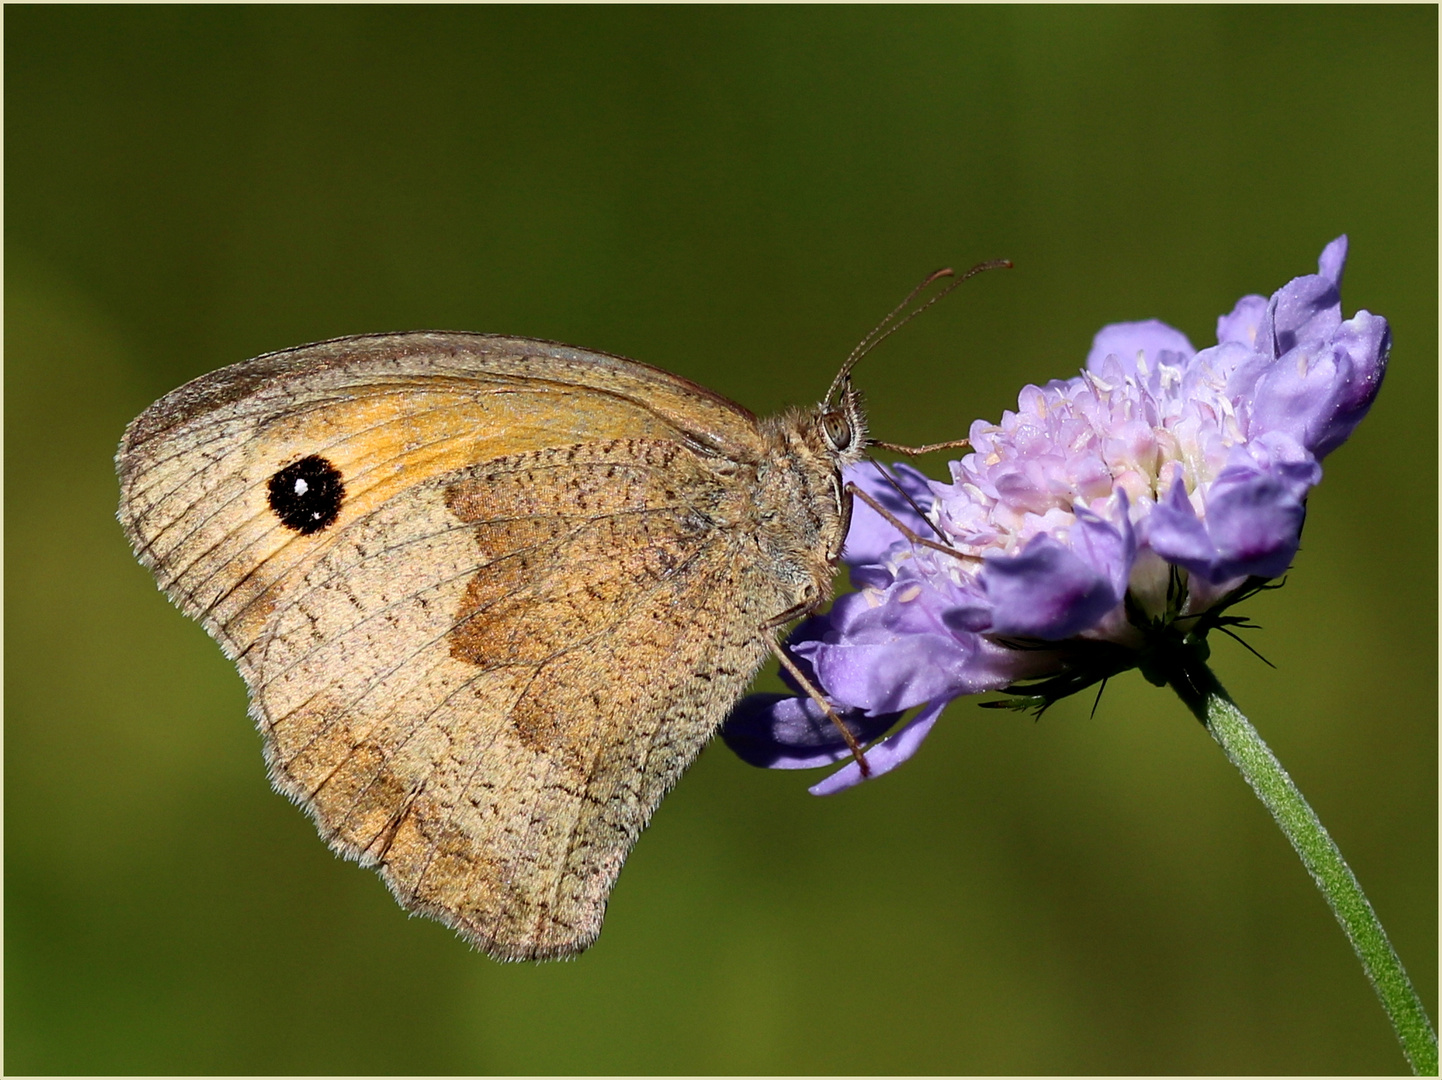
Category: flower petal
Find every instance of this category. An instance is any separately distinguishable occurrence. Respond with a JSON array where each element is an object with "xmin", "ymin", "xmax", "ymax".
[
  {"xmin": 980, "ymin": 520, "xmax": 1131, "ymax": 640},
  {"xmin": 1216, "ymin": 294, "xmax": 1269, "ymax": 350},
  {"xmin": 1073, "ymin": 493, "xmax": 1137, "ymax": 601},
  {"xmin": 1198, "ymin": 467, "xmax": 1308, "ymax": 581},
  {"xmin": 1148, "ymin": 451, "xmax": 1314, "ymax": 583},
  {"xmin": 721, "ymin": 693, "xmax": 900, "ymax": 770},
  {"xmin": 1145, "ymin": 475, "xmax": 1215, "ymax": 568},
  {"xmin": 1086, "ymin": 319, "xmax": 1195, "ymax": 377},
  {"xmin": 808, "ymin": 699, "xmax": 948, "ymax": 796},
  {"xmin": 1251, "ymin": 309, "xmax": 1389, "ymax": 459},
  {"xmin": 811, "ymin": 627, "xmax": 976, "ymax": 715},
  {"xmin": 1261, "ymin": 235, "xmax": 1346, "ymax": 358}
]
